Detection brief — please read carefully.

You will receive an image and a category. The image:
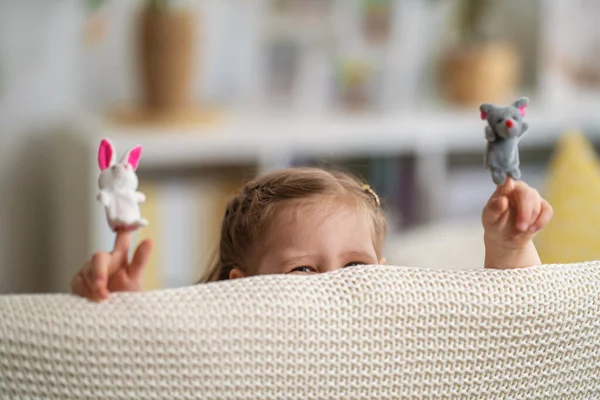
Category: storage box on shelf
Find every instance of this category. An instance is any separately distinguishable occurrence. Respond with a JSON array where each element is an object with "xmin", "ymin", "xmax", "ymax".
[{"xmin": 49, "ymin": 107, "xmax": 600, "ymax": 292}]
